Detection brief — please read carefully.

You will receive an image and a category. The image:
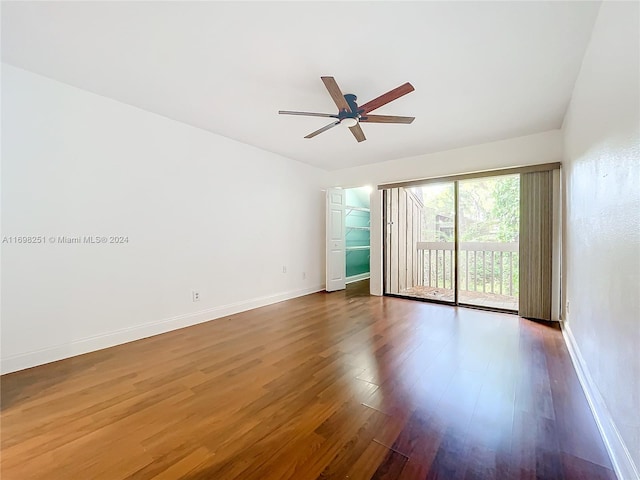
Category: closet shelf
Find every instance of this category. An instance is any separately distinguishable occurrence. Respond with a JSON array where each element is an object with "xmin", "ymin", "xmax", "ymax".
[
  {"xmin": 346, "ymin": 226, "xmax": 370, "ymax": 231},
  {"xmin": 344, "ymin": 205, "xmax": 370, "ymax": 212},
  {"xmin": 346, "ymin": 246, "xmax": 371, "ymax": 251}
]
